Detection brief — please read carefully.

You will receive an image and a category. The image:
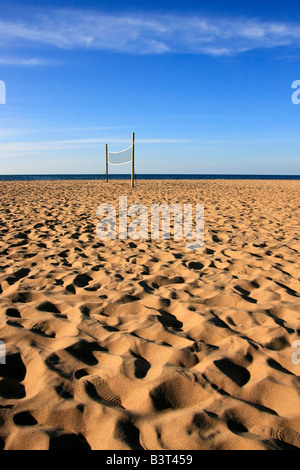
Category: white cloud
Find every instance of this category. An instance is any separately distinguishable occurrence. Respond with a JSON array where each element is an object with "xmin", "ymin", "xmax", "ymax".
[
  {"xmin": 0, "ymin": 138, "xmax": 110, "ymax": 154},
  {"xmin": 0, "ymin": 137, "xmax": 197, "ymax": 156},
  {"xmin": 0, "ymin": 9, "xmax": 299, "ymax": 59},
  {"xmin": 2, "ymin": 135, "xmax": 299, "ymax": 158},
  {"xmin": 0, "ymin": 57, "xmax": 56, "ymax": 66}
]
